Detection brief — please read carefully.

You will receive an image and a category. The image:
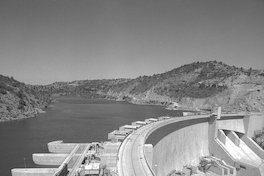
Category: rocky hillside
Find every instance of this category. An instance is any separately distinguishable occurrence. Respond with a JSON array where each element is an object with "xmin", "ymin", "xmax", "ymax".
[
  {"xmin": 0, "ymin": 75, "xmax": 52, "ymax": 122},
  {"xmin": 37, "ymin": 61, "xmax": 264, "ymax": 112},
  {"xmin": 105, "ymin": 61, "xmax": 264, "ymax": 112}
]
